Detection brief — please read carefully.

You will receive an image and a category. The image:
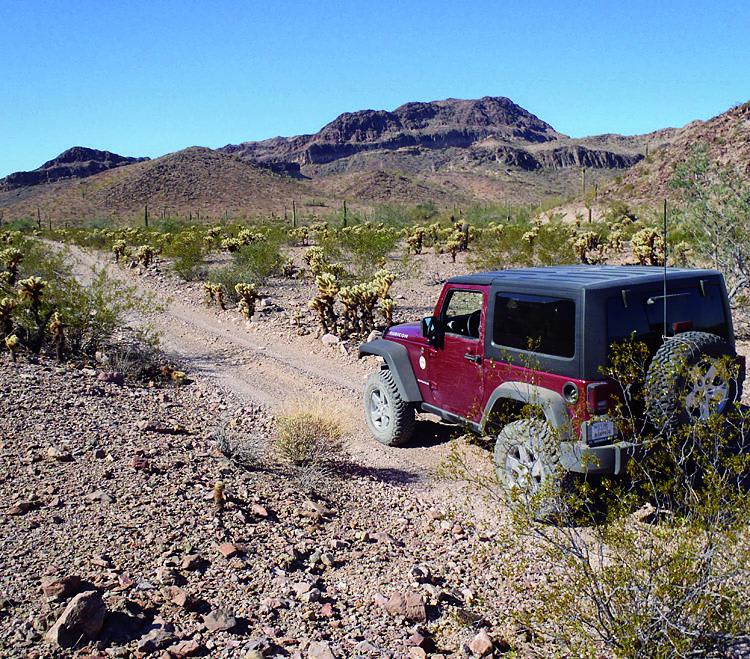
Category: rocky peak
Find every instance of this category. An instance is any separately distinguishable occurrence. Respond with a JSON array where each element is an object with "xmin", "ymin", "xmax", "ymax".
[{"xmin": 1, "ymin": 147, "xmax": 147, "ymax": 190}]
